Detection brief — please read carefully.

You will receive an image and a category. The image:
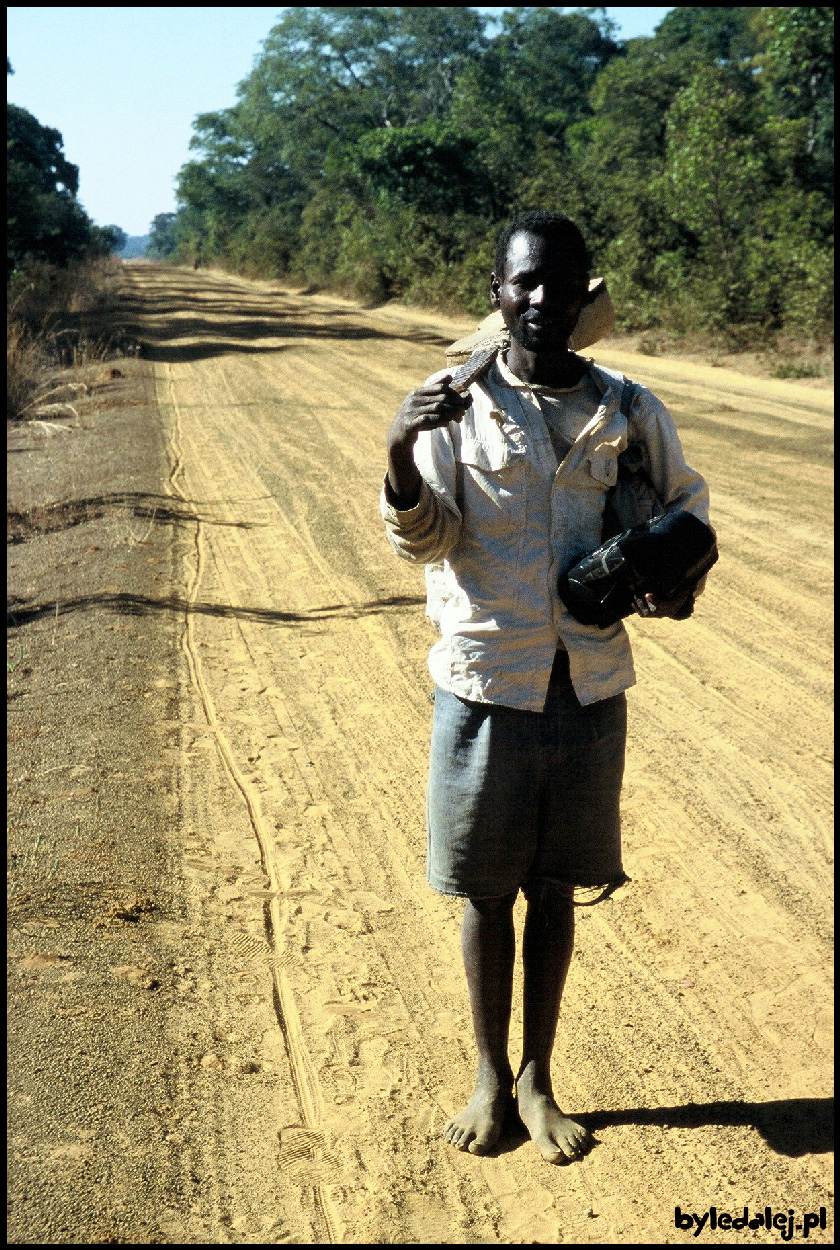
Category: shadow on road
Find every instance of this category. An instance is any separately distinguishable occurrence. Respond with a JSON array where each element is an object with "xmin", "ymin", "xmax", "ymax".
[
  {"xmin": 582, "ymin": 1095, "xmax": 834, "ymax": 1158},
  {"xmin": 7, "ymin": 592, "xmax": 427, "ymax": 629},
  {"xmin": 7, "ymin": 492, "xmax": 273, "ymax": 544},
  {"xmin": 485, "ymin": 1096, "xmax": 833, "ymax": 1161},
  {"xmin": 118, "ymin": 270, "xmax": 456, "ymax": 362},
  {"xmin": 141, "ymin": 339, "xmax": 295, "ymax": 363}
]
